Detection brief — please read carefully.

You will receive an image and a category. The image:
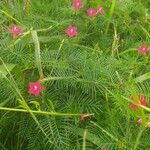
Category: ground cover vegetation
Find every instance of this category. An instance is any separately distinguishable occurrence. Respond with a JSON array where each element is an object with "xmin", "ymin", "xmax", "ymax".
[{"xmin": 0, "ymin": 0, "xmax": 150, "ymax": 149}]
